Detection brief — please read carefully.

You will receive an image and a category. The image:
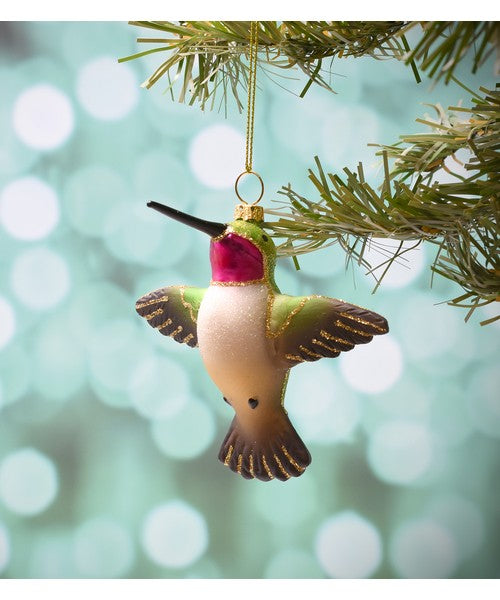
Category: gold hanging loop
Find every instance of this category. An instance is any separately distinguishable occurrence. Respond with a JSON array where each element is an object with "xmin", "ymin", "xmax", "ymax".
[{"xmin": 234, "ymin": 21, "xmax": 264, "ymax": 222}]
